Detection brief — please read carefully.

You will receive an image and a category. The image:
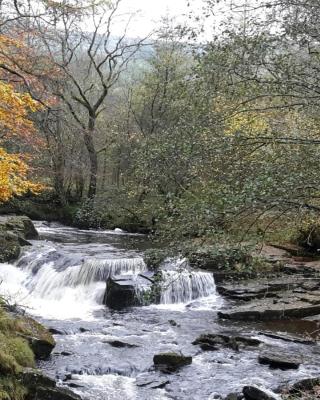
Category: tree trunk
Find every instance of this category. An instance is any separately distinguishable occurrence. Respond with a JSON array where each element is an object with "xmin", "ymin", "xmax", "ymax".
[{"xmin": 84, "ymin": 113, "xmax": 98, "ymax": 199}]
